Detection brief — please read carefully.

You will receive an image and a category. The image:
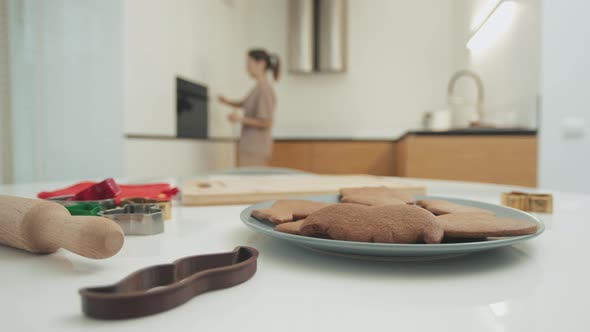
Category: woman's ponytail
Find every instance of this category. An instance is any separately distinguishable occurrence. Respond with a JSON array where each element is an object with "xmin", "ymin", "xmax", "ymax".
[{"xmin": 270, "ymin": 54, "xmax": 280, "ymax": 81}]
